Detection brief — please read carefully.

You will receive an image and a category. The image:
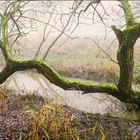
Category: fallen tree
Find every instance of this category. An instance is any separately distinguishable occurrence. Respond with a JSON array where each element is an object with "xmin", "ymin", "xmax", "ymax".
[{"xmin": 0, "ymin": 0, "xmax": 140, "ymax": 105}]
